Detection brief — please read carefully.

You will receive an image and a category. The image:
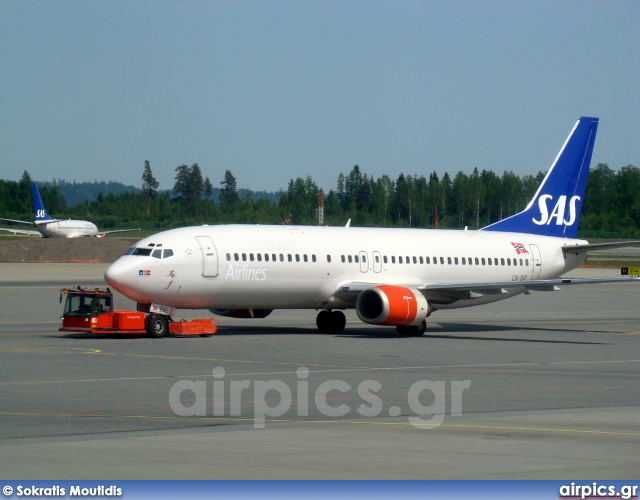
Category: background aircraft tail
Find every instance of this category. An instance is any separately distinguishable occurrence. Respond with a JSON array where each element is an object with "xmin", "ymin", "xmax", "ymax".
[
  {"xmin": 32, "ymin": 182, "xmax": 54, "ymax": 223},
  {"xmin": 482, "ymin": 116, "xmax": 598, "ymax": 238}
]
